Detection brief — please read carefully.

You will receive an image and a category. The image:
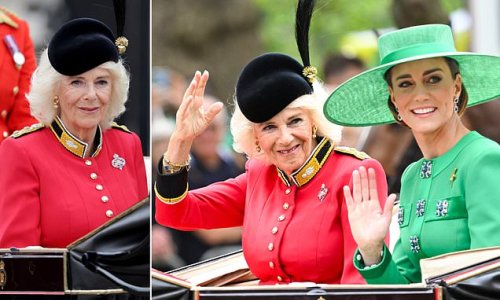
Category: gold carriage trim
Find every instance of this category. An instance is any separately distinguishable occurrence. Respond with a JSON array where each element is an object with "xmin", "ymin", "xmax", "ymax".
[{"xmin": 155, "ymin": 183, "xmax": 188, "ymax": 205}]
